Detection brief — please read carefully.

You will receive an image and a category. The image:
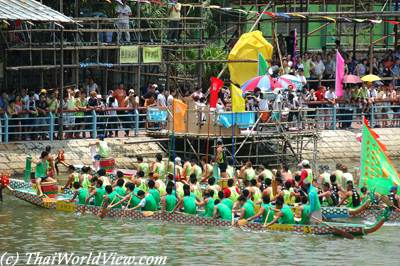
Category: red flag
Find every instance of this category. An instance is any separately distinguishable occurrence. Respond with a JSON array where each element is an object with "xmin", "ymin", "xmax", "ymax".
[
  {"xmin": 384, "ymin": 20, "xmax": 400, "ymax": 25},
  {"xmin": 209, "ymin": 77, "xmax": 223, "ymax": 109}
]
